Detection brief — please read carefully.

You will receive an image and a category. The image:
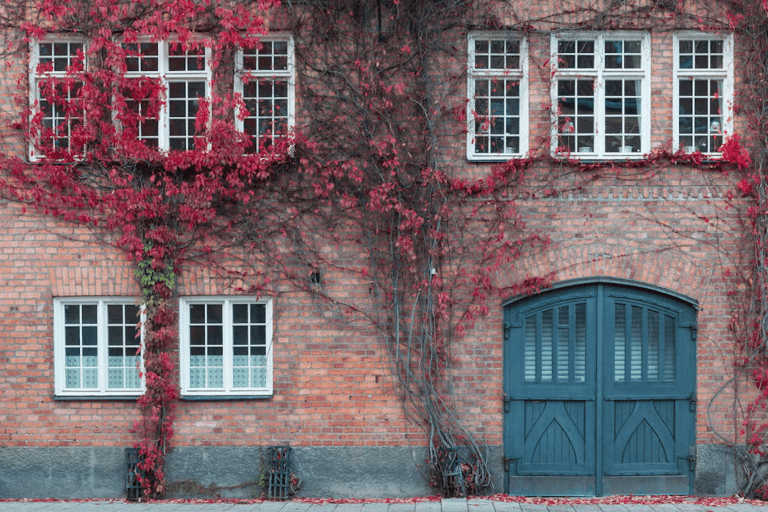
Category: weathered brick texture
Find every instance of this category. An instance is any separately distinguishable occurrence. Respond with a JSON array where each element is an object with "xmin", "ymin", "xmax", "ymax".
[{"xmin": 0, "ymin": 0, "xmax": 755, "ymax": 495}]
